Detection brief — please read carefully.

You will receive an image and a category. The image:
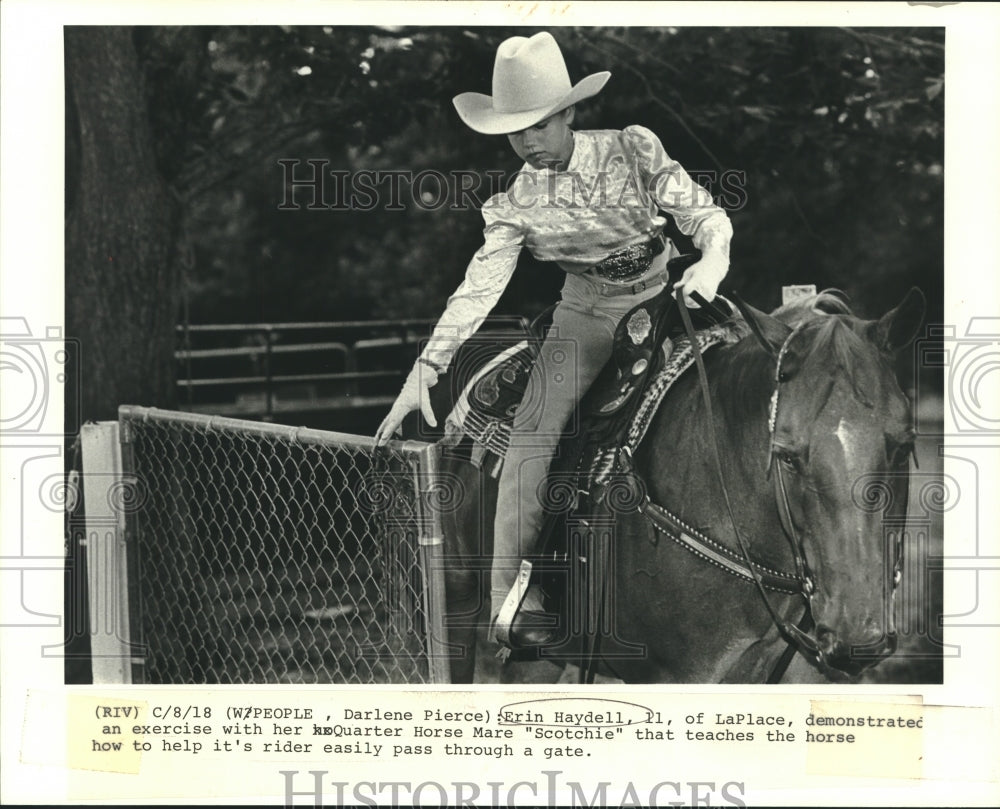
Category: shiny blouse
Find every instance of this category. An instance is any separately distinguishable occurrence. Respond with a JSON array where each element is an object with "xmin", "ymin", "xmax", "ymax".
[{"xmin": 419, "ymin": 124, "xmax": 733, "ymax": 370}]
